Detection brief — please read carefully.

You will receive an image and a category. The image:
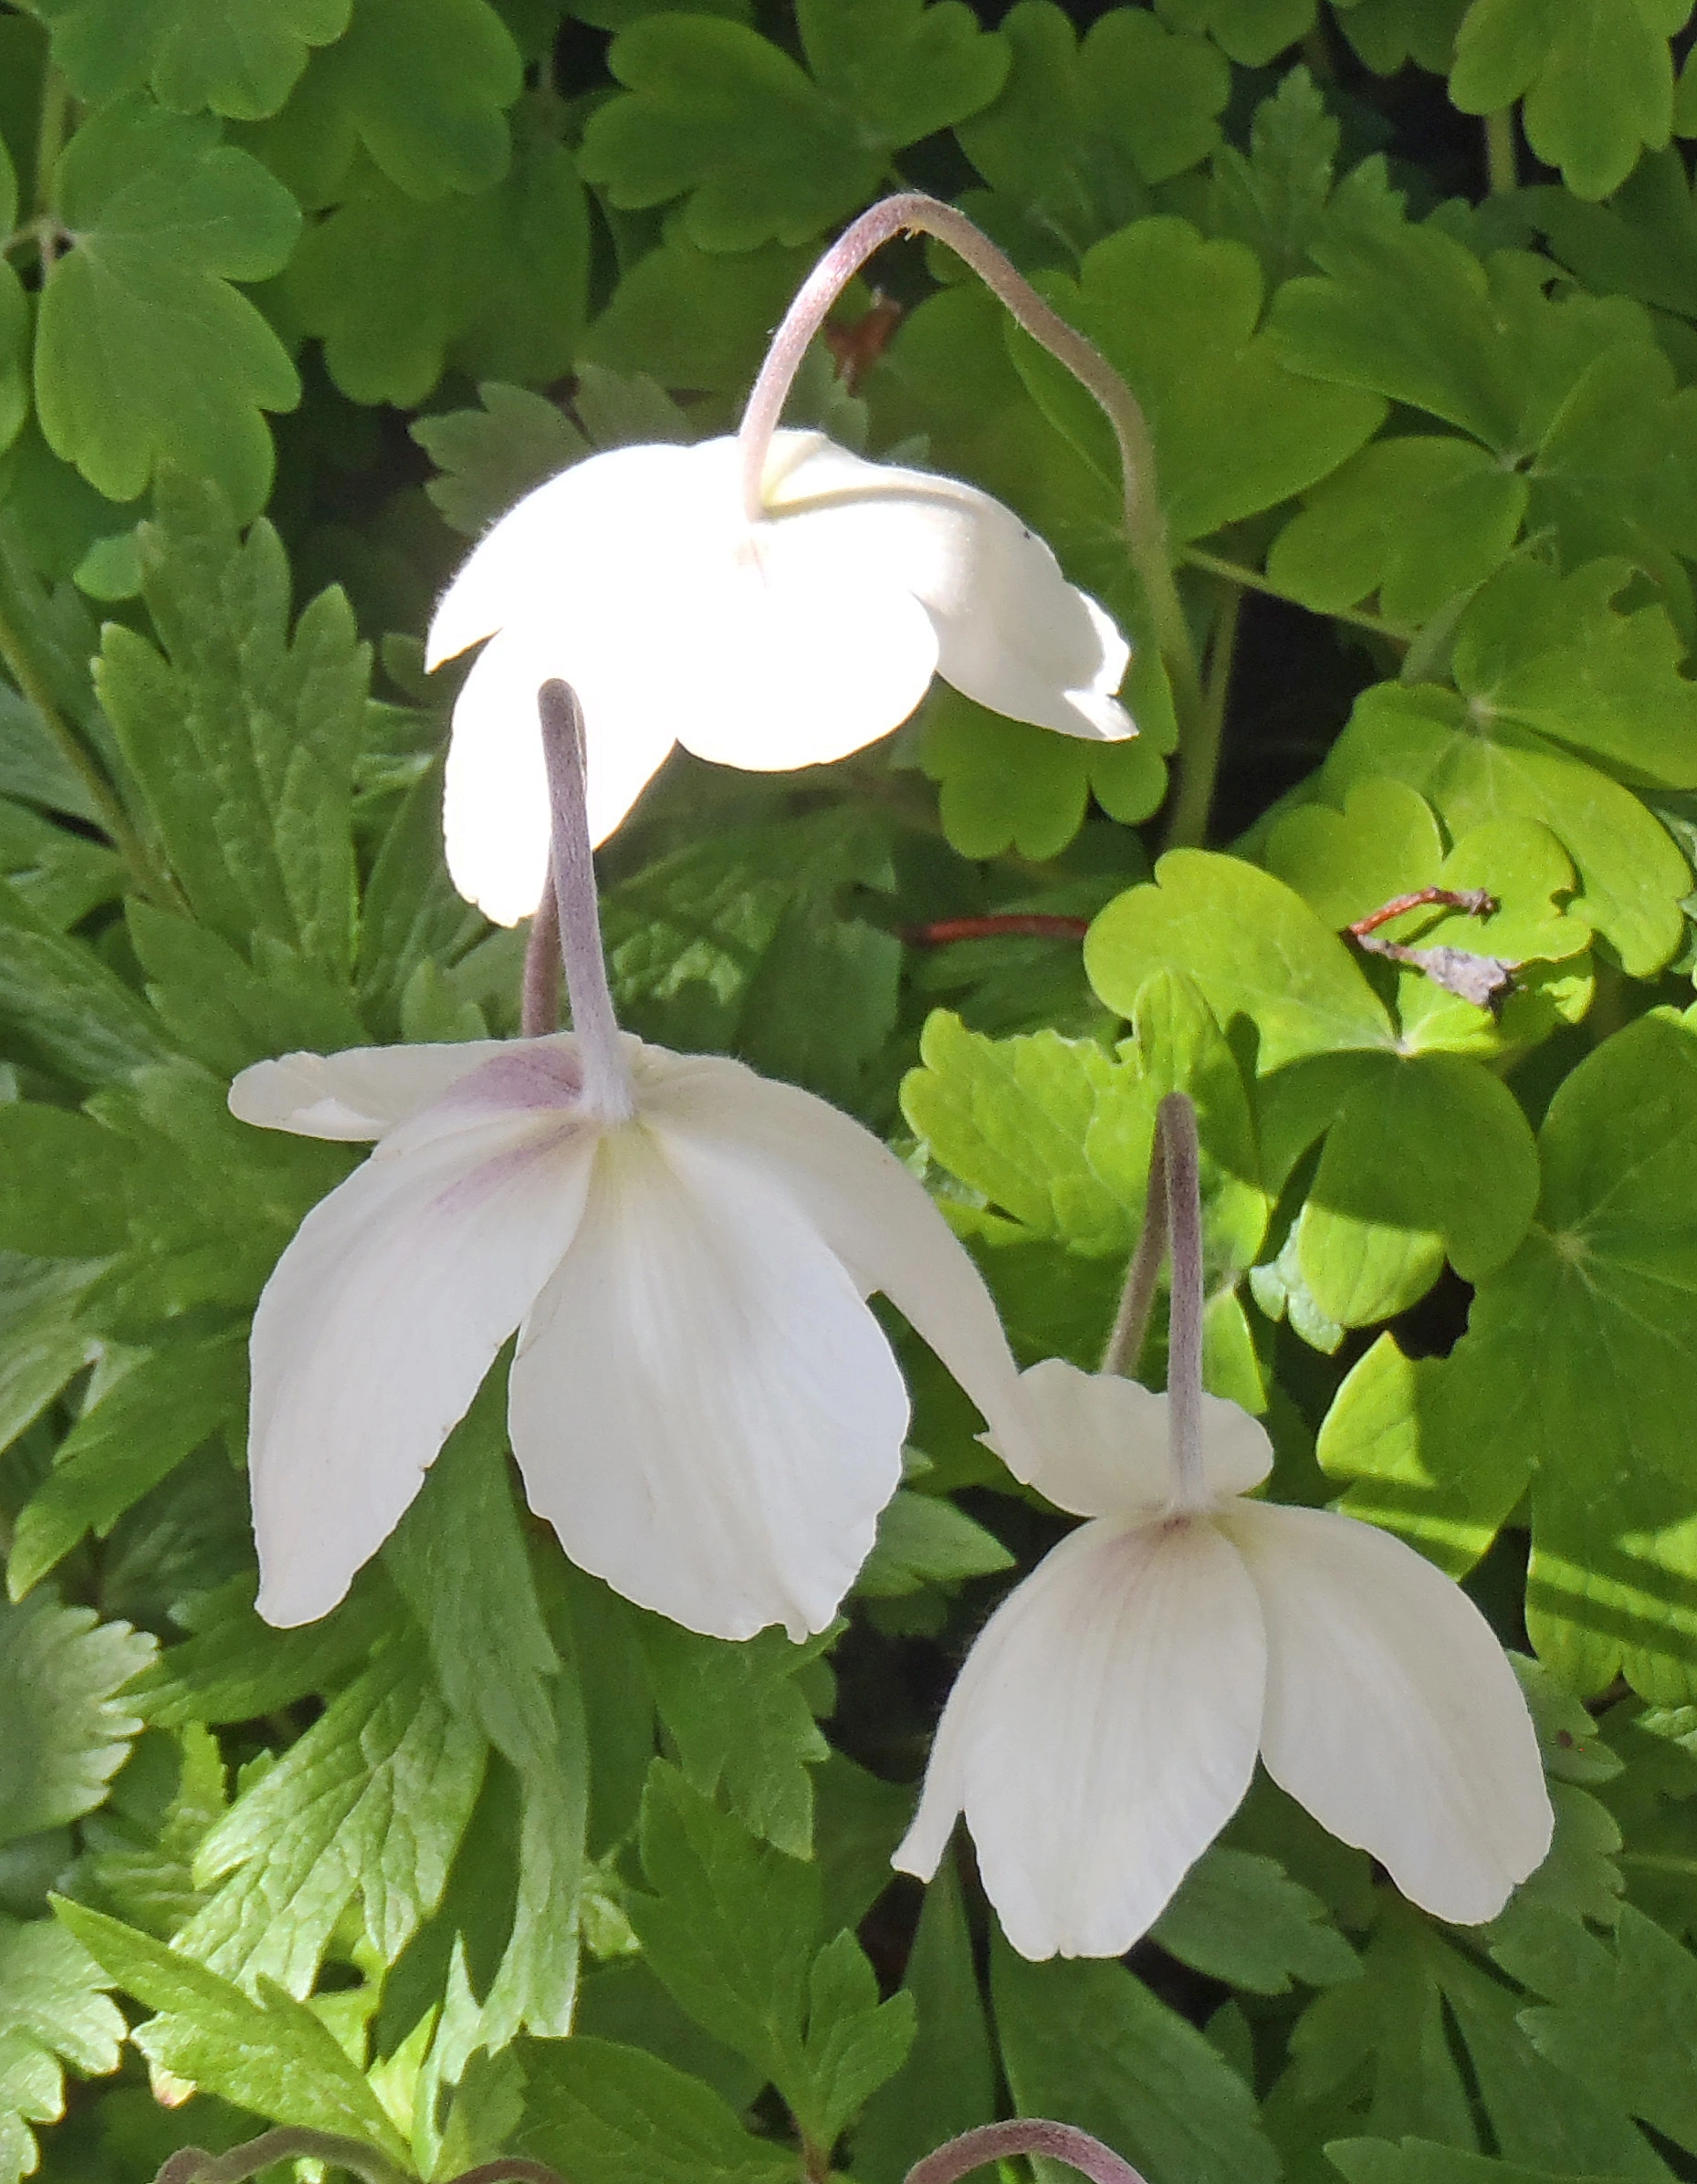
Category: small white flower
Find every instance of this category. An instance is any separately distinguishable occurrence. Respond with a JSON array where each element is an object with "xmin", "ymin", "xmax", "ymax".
[
  {"xmin": 895, "ymin": 1358, "xmax": 1554, "ymax": 1959},
  {"xmin": 232, "ymin": 1032, "xmax": 1024, "ymax": 1642},
  {"xmin": 425, "ymin": 430, "xmax": 1133, "ymax": 925}
]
